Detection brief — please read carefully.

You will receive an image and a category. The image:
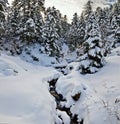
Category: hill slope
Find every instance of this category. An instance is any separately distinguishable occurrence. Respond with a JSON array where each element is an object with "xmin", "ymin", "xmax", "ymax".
[{"xmin": 0, "ymin": 47, "xmax": 120, "ymax": 124}]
